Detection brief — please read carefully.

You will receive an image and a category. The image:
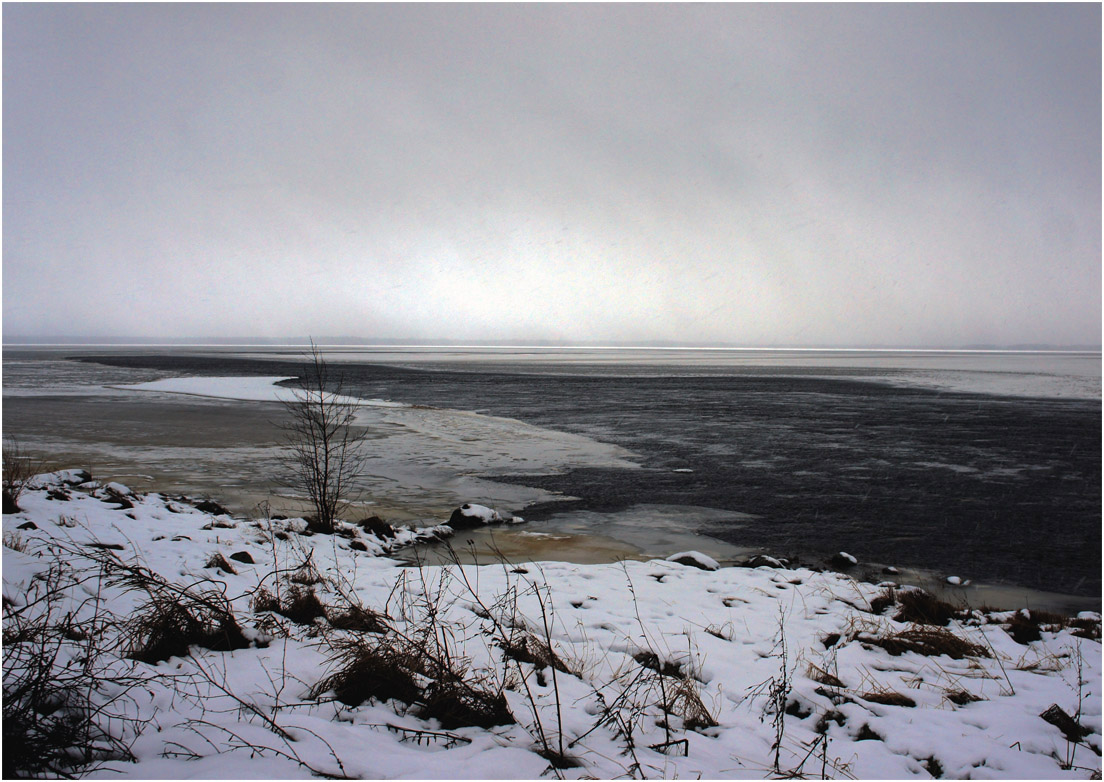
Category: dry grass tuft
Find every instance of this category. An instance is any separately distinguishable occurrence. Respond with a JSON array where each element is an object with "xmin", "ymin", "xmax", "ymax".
[
  {"xmin": 863, "ymin": 627, "xmax": 989, "ymax": 660},
  {"xmin": 328, "ymin": 604, "xmax": 389, "ymax": 634},
  {"xmin": 311, "ymin": 636, "xmax": 424, "ymax": 707},
  {"xmin": 1069, "ymin": 615, "xmax": 1102, "ymax": 641},
  {"xmin": 420, "ymin": 677, "xmax": 515, "ymax": 730},
  {"xmin": 252, "ymin": 586, "xmax": 327, "ymax": 626},
  {"xmin": 3, "ymin": 532, "xmax": 28, "ymax": 552},
  {"xmin": 289, "ymin": 552, "xmax": 325, "ymax": 585},
  {"xmin": 312, "ymin": 632, "xmax": 516, "ymax": 730},
  {"xmin": 2, "ymin": 439, "xmax": 49, "ymax": 514},
  {"xmin": 633, "ymin": 649, "xmax": 684, "ymax": 678},
  {"xmin": 497, "ymin": 632, "xmax": 572, "ymax": 674},
  {"xmin": 860, "ymin": 688, "xmax": 916, "ymax": 708},
  {"xmin": 123, "ymin": 591, "xmax": 249, "ymax": 664},
  {"xmin": 806, "ymin": 662, "xmax": 845, "ymax": 688},
  {"xmin": 944, "ymin": 689, "xmax": 984, "ymax": 706},
  {"xmin": 1001, "ymin": 608, "xmax": 1098, "ymax": 644},
  {"xmin": 893, "ymin": 589, "xmax": 960, "ymax": 626},
  {"xmin": 868, "ymin": 587, "xmax": 897, "ymax": 616},
  {"xmin": 70, "ymin": 545, "xmax": 252, "ymax": 664},
  {"xmin": 664, "ymin": 676, "xmax": 718, "ymax": 731}
]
